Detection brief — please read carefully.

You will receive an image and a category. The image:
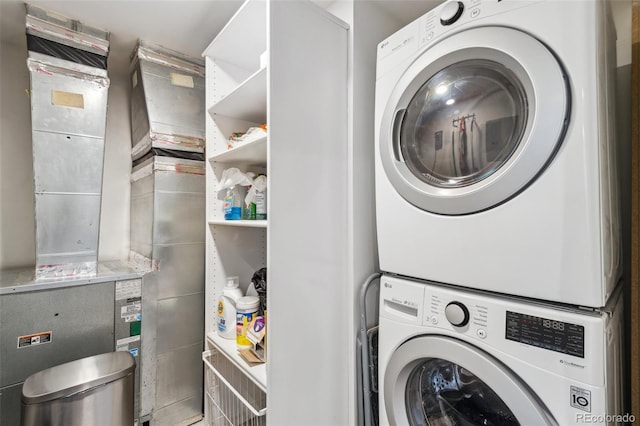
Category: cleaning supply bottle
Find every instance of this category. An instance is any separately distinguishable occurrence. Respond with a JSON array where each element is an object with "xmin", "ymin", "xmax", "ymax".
[
  {"xmin": 219, "ymin": 168, "xmax": 253, "ymax": 220},
  {"xmin": 245, "ymin": 174, "xmax": 267, "ymax": 220},
  {"xmin": 243, "ymin": 172, "xmax": 257, "ymax": 220},
  {"xmin": 236, "ymin": 296, "xmax": 260, "ymax": 349},
  {"xmin": 223, "ymin": 186, "xmax": 243, "ymax": 220},
  {"xmin": 217, "ymin": 276, "xmax": 244, "ymax": 339}
]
